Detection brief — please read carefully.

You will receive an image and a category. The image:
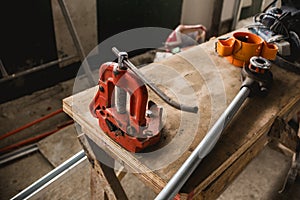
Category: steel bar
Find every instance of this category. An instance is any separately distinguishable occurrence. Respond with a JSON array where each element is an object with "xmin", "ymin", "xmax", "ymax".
[
  {"xmin": 0, "ymin": 120, "xmax": 74, "ymax": 153},
  {"xmin": 209, "ymin": 0, "xmax": 224, "ymax": 37},
  {"xmin": 0, "ymin": 109, "xmax": 63, "ymax": 141},
  {"xmin": 11, "ymin": 150, "xmax": 86, "ymax": 200},
  {"xmin": 115, "ymin": 86, "xmax": 127, "ymax": 114},
  {"xmin": 231, "ymin": 0, "xmax": 242, "ymax": 30},
  {"xmin": 112, "ymin": 47, "xmax": 198, "ymax": 113},
  {"xmin": 0, "ymin": 55, "xmax": 76, "ymax": 83},
  {"xmin": 155, "ymin": 86, "xmax": 250, "ymax": 200},
  {"xmin": 0, "ymin": 144, "xmax": 38, "ymax": 166},
  {"xmin": 57, "ymin": 0, "xmax": 96, "ymax": 86}
]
